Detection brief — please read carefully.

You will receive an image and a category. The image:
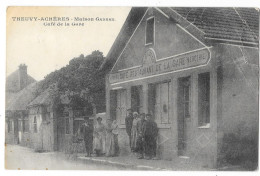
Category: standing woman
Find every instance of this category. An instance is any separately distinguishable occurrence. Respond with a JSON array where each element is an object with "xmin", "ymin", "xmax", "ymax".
[
  {"xmin": 93, "ymin": 117, "xmax": 106, "ymax": 156},
  {"xmin": 131, "ymin": 112, "xmax": 140, "ymax": 152},
  {"xmin": 105, "ymin": 119, "xmax": 115, "ymax": 157},
  {"xmin": 112, "ymin": 120, "xmax": 119, "ymax": 156}
]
